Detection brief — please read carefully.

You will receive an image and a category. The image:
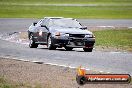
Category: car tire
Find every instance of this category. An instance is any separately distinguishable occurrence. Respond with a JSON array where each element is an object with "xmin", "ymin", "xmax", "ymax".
[
  {"xmin": 29, "ymin": 34, "xmax": 38, "ymax": 48},
  {"xmin": 47, "ymin": 35, "xmax": 56, "ymax": 50},
  {"xmin": 83, "ymin": 48, "xmax": 93, "ymax": 52},
  {"xmin": 65, "ymin": 46, "xmax": 73, "ymax": 51}
]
